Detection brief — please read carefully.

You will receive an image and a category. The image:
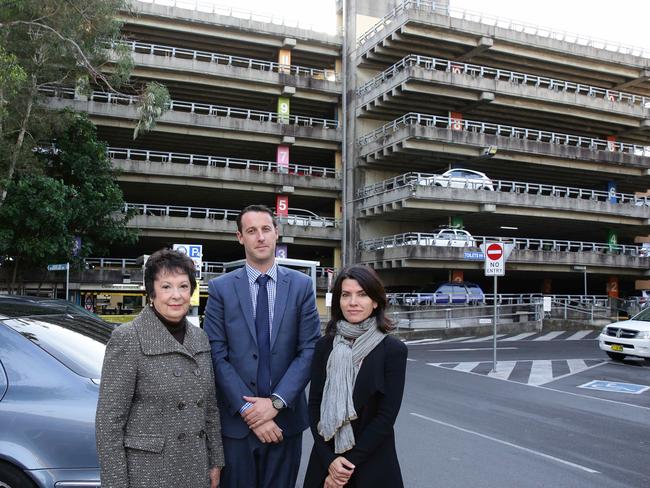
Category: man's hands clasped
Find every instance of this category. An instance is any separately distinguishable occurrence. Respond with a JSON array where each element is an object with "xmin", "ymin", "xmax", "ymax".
[{"xmin": 241, "ymin": 396, "xmax": 283, "ymax": 443}]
